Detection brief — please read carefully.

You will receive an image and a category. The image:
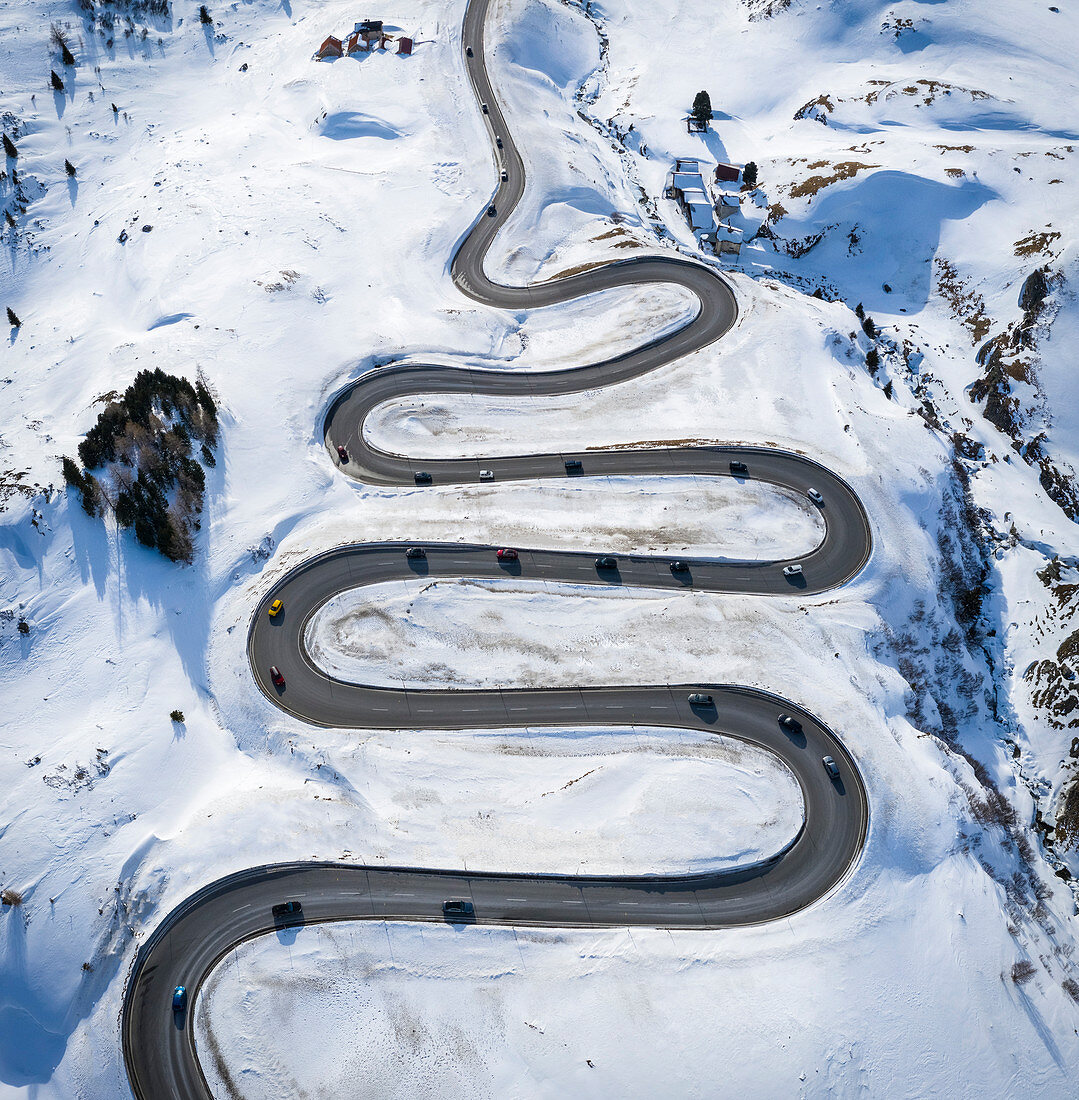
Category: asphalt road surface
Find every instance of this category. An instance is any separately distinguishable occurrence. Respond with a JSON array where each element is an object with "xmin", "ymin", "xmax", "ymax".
[{"xmin": 121, "ymin": 0, "xmax": 872, "ymax": 1096}]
